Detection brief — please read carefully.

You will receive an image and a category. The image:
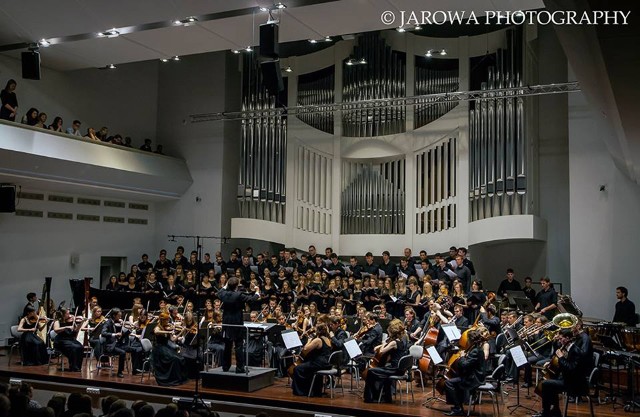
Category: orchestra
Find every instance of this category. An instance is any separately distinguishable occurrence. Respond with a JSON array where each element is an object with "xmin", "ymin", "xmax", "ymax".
[{"xmin": 16, "ymin": 245, "xmax": 635, "ymax": 415}]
